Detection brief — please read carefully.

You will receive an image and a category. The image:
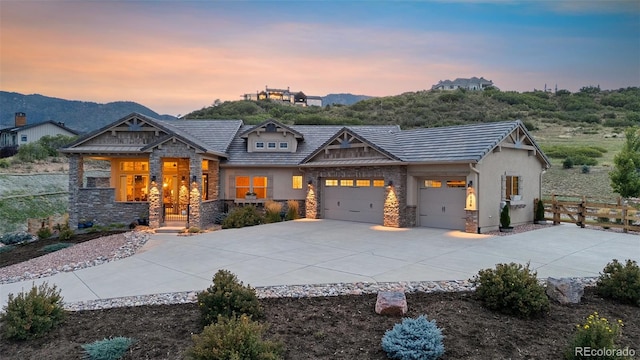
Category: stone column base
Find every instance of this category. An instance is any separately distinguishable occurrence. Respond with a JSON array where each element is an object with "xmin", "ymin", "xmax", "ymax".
[{"xmin": 465, "ymin": 210, "xmax": 478, "ymax": 233}]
